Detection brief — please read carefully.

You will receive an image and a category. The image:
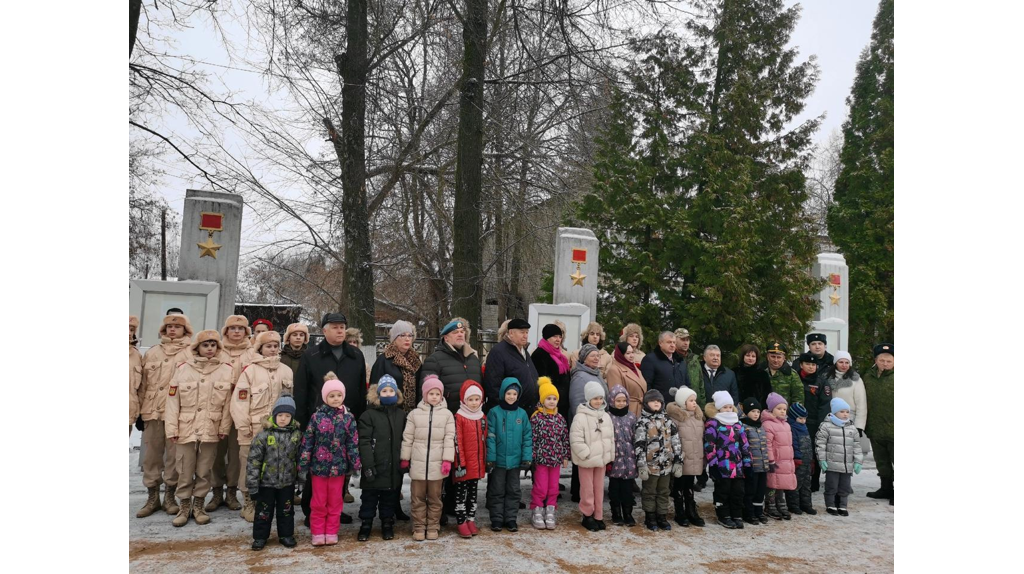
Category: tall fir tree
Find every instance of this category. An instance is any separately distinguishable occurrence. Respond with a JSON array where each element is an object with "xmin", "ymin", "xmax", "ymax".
[{"xmin": 827, "ymin": 0, "xmax": 894, "ymax": 365}]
